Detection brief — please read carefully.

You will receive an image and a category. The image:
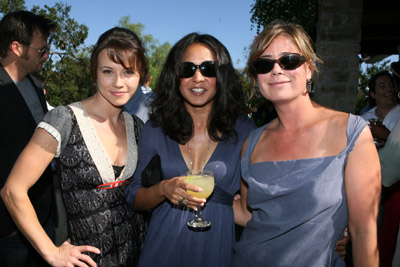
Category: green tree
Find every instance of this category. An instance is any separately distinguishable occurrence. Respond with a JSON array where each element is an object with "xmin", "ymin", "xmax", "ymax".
[
  {"xmin": 0, "ymin": 0, "xmax": 26, "ymax": 14},
  {"xmin": 118, "ymin": 16, "xmax": 171, "ymax": 90},
  {"xmin": 250, "ymin": 0, "xmax": 317, "ymax": 36},
  {"xmin": 31, "ymin": 2, "xmax": 91, "ymax": 105},
  {"xmin": 43, "ymin": 50, "xmax": 93, "ymax": 107},
  {"xmin": 356, "ymin": 60, "xmax": 390, "ymax": 114},
  {"xmin": 32, "ymin": 3, "xmax": 88, "ymax": 57}
]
